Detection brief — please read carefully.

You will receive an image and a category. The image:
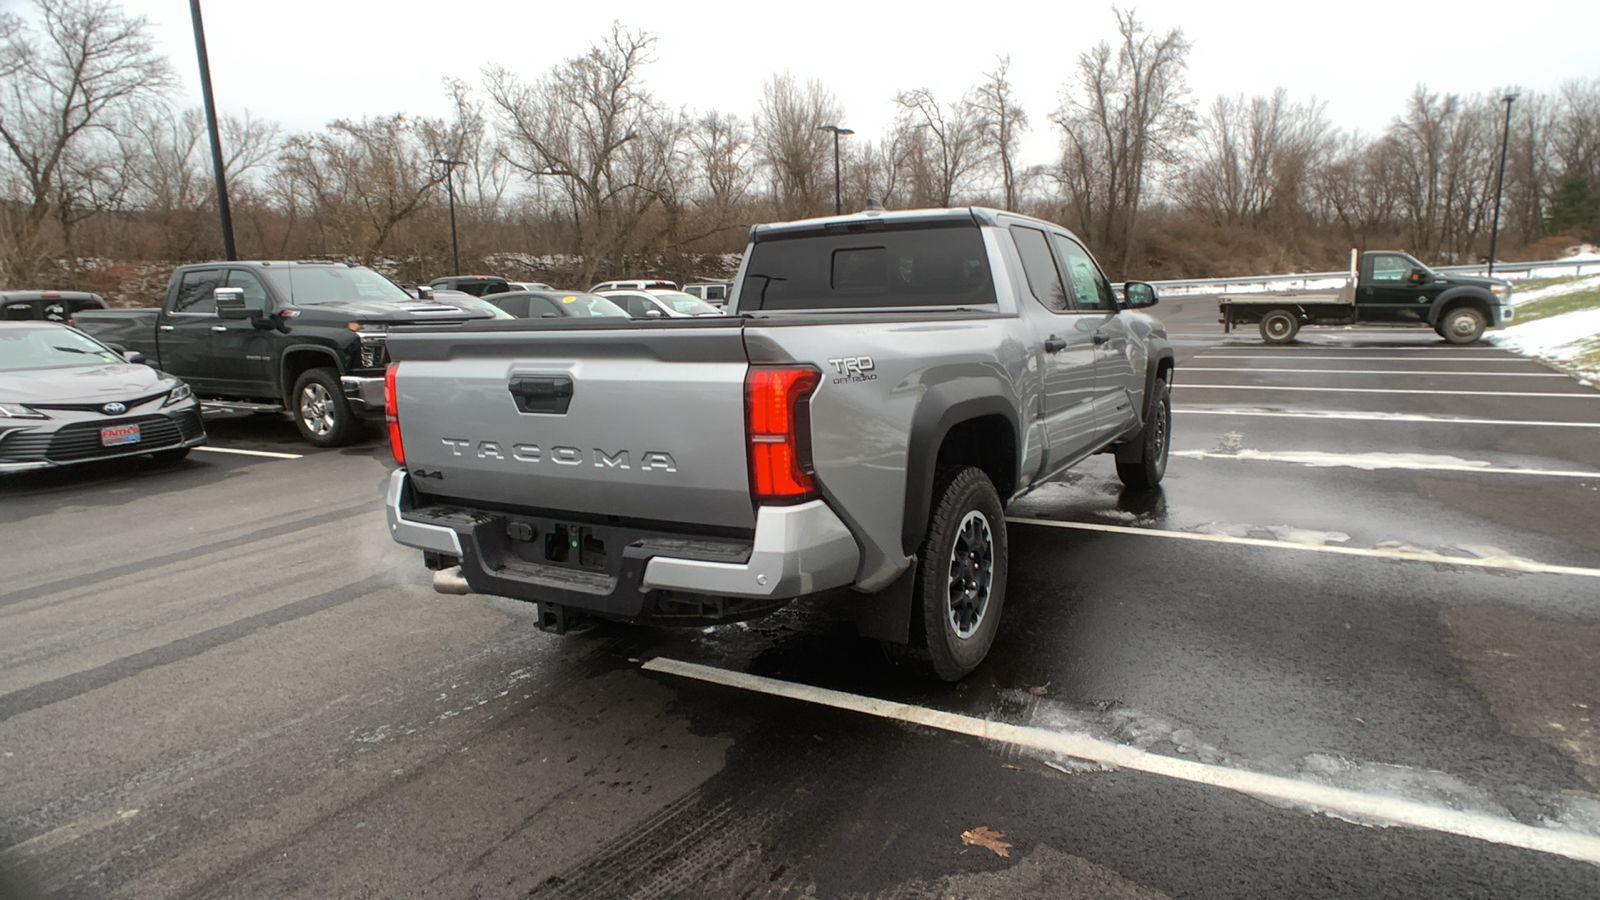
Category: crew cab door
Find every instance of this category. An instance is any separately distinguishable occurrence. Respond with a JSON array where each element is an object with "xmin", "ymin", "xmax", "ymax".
[
  {"xmin": 1008, "ymin": 224, "xmax": 1100, "ymax": 473},
  {"xmin": 1051, "ymin": 232, "xmax": 1139, "ymax": 436},
  {"xmin": 1358, "ymin": 252, "xmax": 1432, "ymax": 323},
  {"xmin": 209, "ymin": 268, "xmax": 279, "ymax": 396},
  {"xmin": 158, "ymin": 268, "xmax": 225, "ymax": 392}
]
